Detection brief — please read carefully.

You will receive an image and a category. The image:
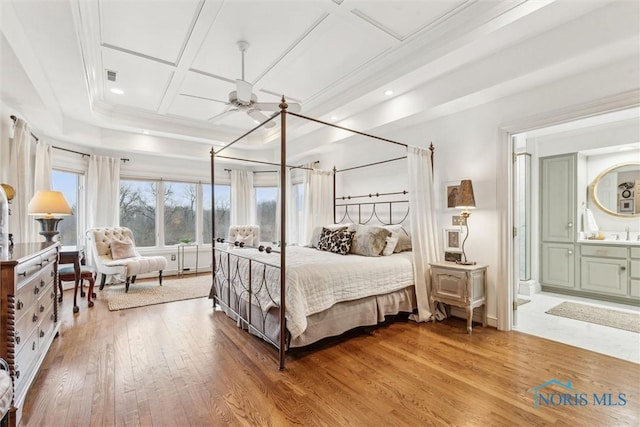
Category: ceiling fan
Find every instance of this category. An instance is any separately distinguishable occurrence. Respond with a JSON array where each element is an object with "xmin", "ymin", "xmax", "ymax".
[{"xmin": 203, "ymin": 41, "xmax": 301, "ymax": 128}]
